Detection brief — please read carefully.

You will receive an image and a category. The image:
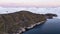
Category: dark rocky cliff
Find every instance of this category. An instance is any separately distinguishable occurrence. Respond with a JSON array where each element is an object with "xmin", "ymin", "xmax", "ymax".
[{"xmin": 0, "ymin": 10, "xmax": 57, "ymax": 34}]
